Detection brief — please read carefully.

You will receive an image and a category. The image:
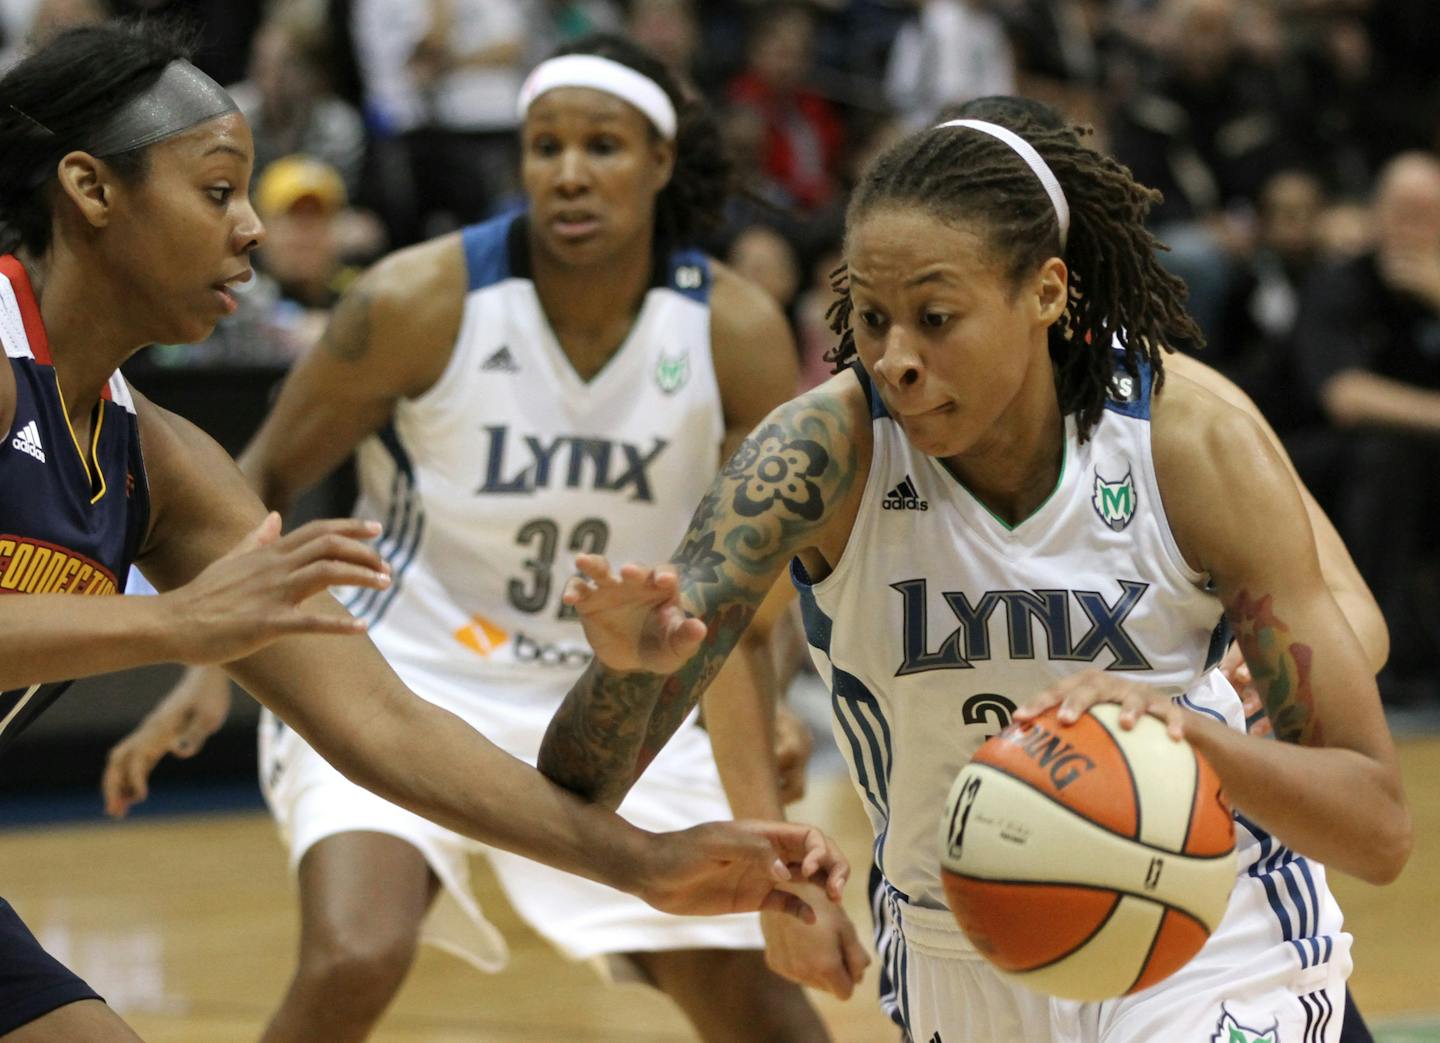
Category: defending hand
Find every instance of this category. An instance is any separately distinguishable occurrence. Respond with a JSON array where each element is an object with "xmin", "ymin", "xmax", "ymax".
[{"xmin": 561, "ymin": 553, "xmax": 707, "ymax": 674}]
